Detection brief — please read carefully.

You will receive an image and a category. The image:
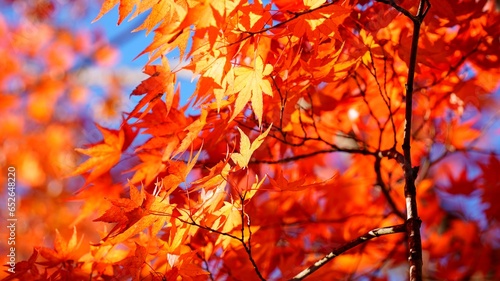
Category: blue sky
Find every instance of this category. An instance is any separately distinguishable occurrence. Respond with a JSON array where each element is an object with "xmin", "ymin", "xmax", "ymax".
[{"xmin": 88, "ymin": 5, "xmax": 150, "ymax": 68}]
